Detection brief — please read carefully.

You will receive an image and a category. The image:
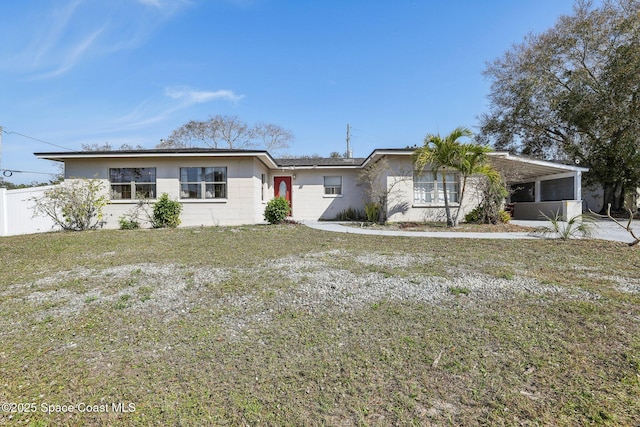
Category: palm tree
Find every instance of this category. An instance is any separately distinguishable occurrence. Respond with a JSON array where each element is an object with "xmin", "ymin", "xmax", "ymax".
[
  {"xmin": 413, "ymin": 127, "xmax": 501, "ymax": 227},
  {"xmin": 452, "ymin": 143, "xmax": 504, "ymax": 226}
]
